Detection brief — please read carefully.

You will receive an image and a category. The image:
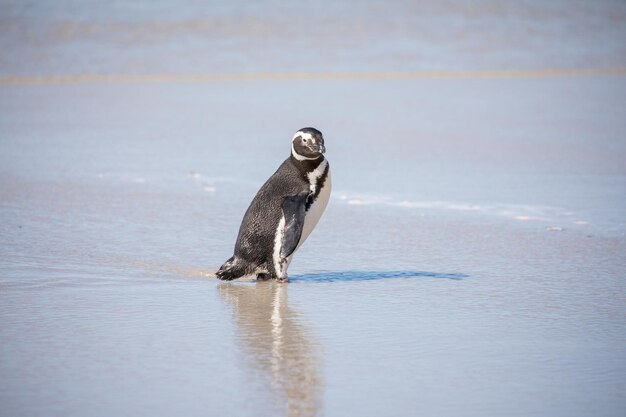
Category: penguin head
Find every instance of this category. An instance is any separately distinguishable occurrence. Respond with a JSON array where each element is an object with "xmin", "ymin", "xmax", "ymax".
[{"xmin": 291, "ymin": 127, "xmax": 326, "ymax": 161}]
